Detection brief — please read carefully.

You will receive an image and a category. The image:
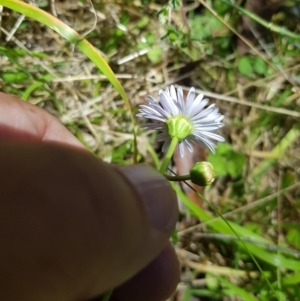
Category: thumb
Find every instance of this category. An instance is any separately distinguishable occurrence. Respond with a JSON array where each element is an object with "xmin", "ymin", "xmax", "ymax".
[{"xmin": 0, "ymin": 142, "xmax": 178, "ymax": 301}]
